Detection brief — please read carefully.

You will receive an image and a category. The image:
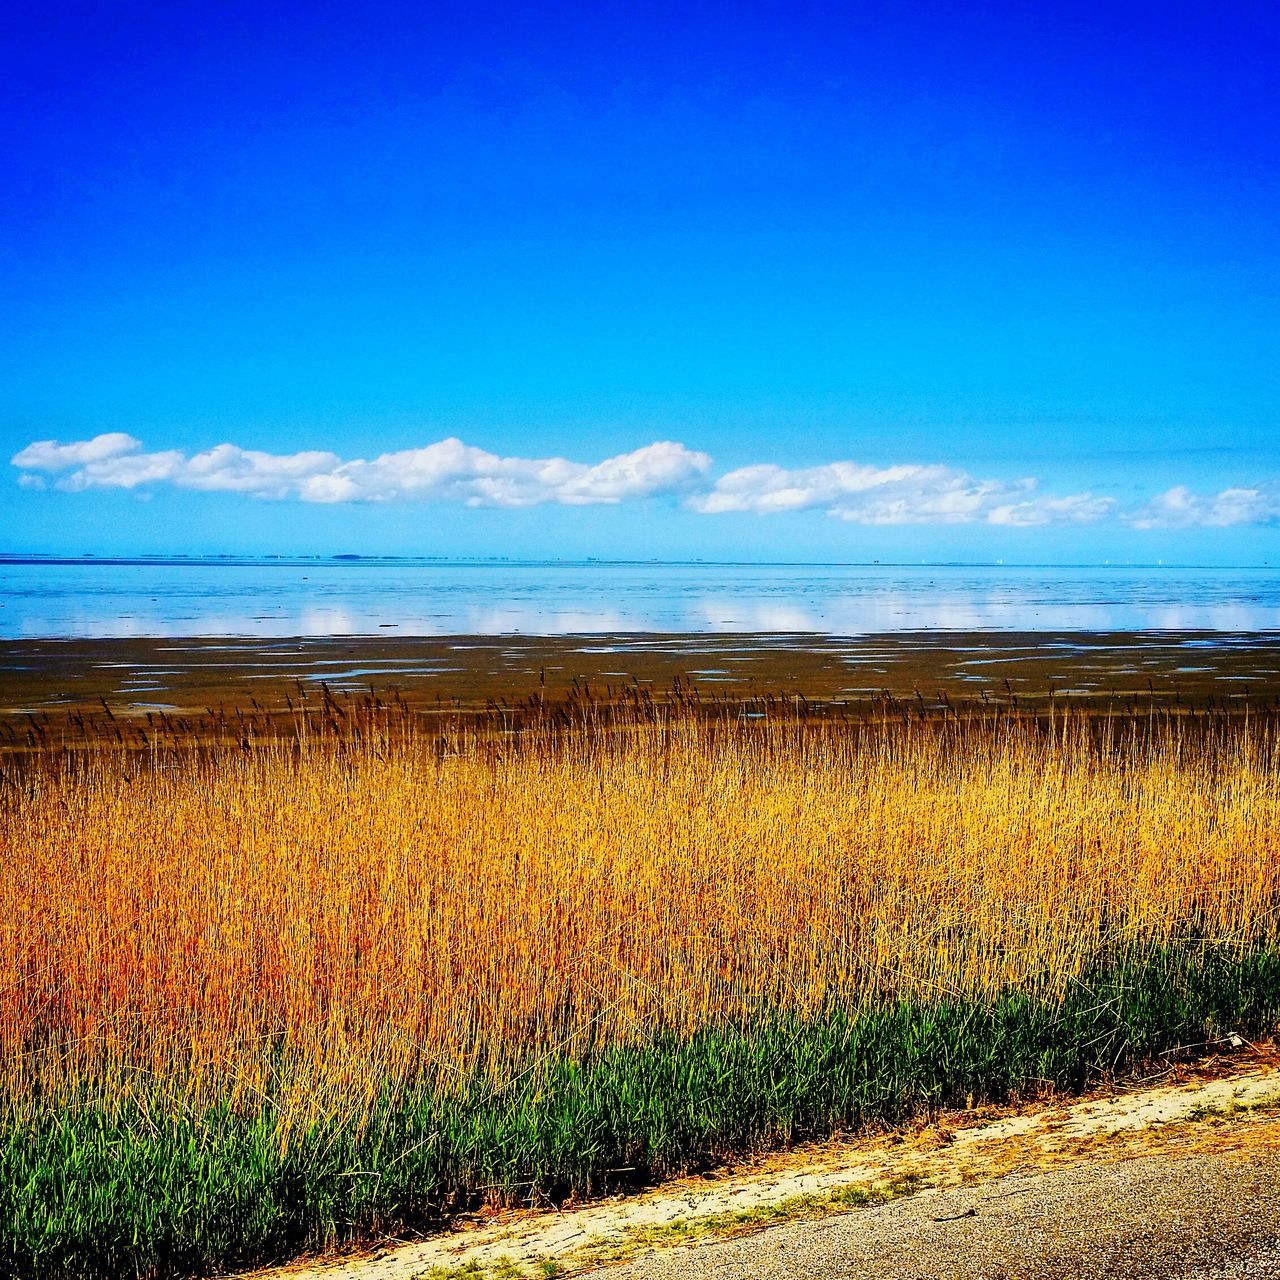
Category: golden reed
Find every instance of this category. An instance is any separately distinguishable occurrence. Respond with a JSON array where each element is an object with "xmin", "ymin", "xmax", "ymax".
[{"xmin": 3, "ymin": 707, "xmax": 1278, "ymax": 1134}]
